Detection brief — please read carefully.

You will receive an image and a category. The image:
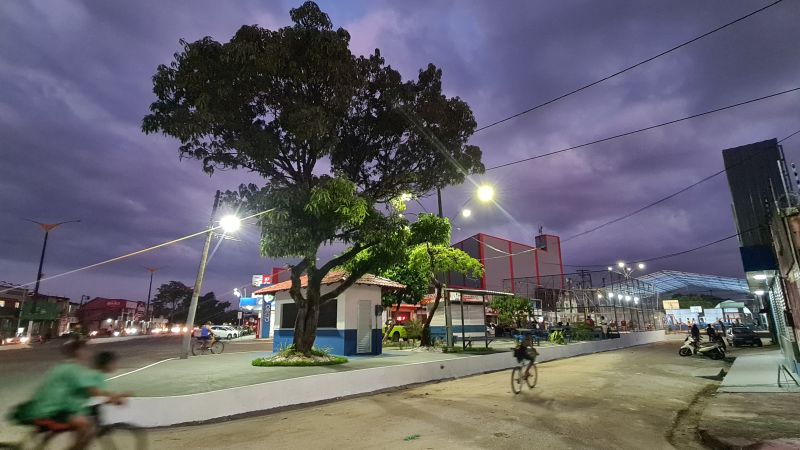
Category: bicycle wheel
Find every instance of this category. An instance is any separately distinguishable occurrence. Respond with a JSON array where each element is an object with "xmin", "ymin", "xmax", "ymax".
[
  {"xmin": 191, "ymin": 340, "xmax": 204, "ymax": 356},
  {"xmin": 511, "ymin": 366, "xmax": 523, "ymax": 394},
  {"xmin": 210, "ymin": 341, "xmax": 224, "ymax": 354},
  {"xmin": 525, "ymin": 362, "xmax": 538, "ymax": 388},
  {"xmin": 93, "ymin": 425, "xmax": 148, "ymax": 450}
]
